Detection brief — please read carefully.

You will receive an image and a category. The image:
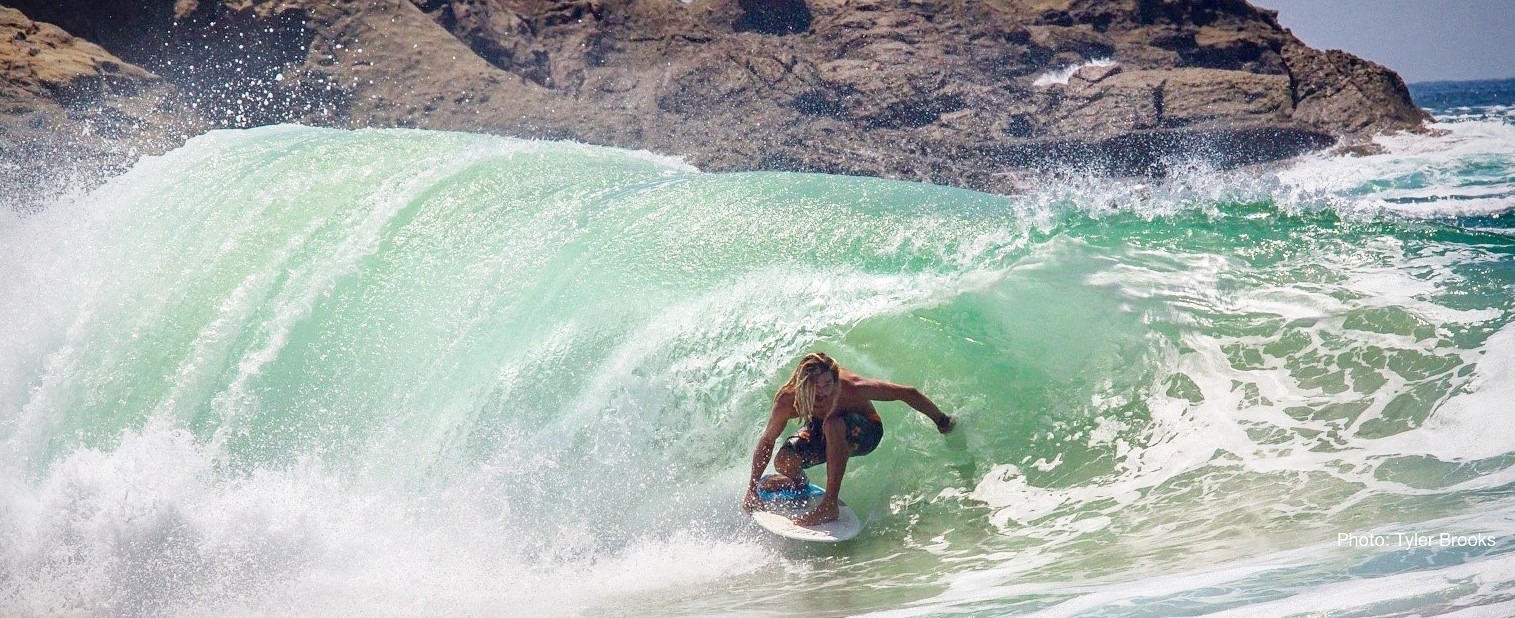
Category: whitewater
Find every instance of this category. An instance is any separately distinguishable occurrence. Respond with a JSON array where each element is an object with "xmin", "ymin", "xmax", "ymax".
[{"xmin": 2, "ymin": 82, "xmax": 1514, "ymax": 617}]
